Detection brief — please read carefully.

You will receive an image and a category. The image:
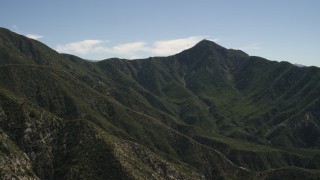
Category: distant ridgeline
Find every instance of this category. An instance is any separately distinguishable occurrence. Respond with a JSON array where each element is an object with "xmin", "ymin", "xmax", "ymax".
[{"xmin": 0, "ymin": 27, "xmax": 320, "ymax": 179}]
